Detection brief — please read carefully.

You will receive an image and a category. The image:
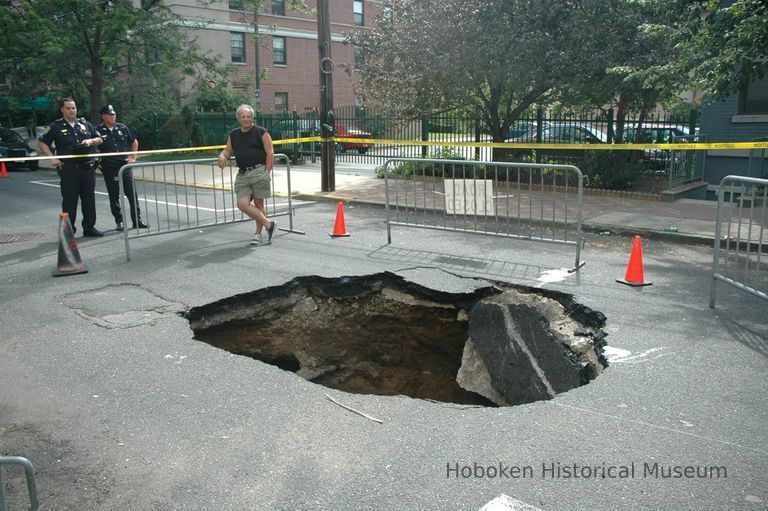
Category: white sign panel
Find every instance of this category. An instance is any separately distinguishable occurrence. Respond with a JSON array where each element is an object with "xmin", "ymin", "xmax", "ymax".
[{"xmin": 444, "ymin": 179, "xmax": 495, "ymax": 216}]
